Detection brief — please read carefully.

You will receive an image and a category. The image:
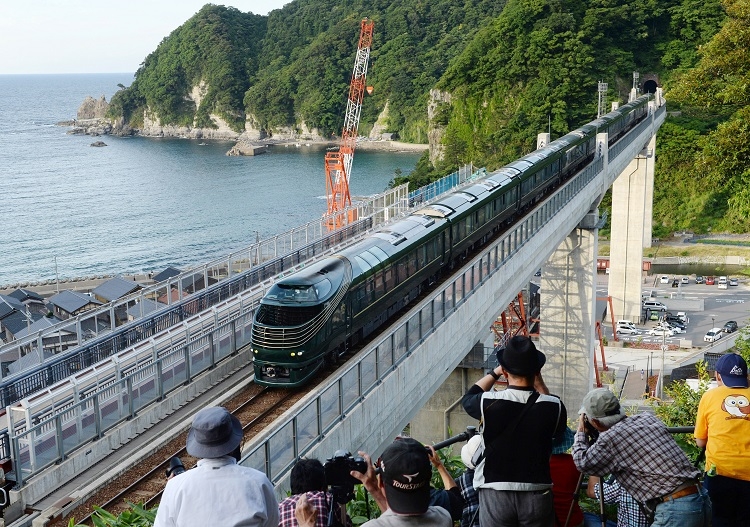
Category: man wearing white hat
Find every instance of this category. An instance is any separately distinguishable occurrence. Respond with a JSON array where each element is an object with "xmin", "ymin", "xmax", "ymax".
[{"xmin": 153, "ymin": 406, "xmax": 279, "ymax": 527}]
